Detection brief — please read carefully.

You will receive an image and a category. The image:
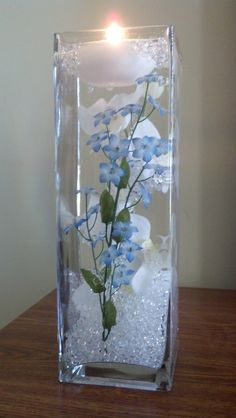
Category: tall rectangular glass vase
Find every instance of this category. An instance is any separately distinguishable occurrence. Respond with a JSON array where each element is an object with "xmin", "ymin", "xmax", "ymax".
[{"xmin": 54, "ymin": 25, "xmax": 180, "ymax": 391}]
